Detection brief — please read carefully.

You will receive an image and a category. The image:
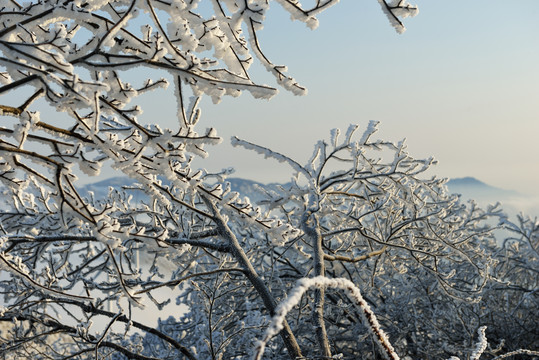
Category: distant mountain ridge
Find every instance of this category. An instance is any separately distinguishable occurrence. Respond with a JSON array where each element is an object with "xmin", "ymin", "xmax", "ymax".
[
  {"xmin": 447, "ymin": 176, "xmax": 489, "ymax": 188},
  {"xmin": 445, "ymin": 177, "xmax": 539, "ymax": 217},
  {"xmin": 78, "ymin": 176, "xmax": 517, "ymax": 202},
  {"xmin": 2, "ymin": 175, "xmax": 531, "ymax": 216},
  {"xmin": 446, "ymin": 177, "xmax": 520, "ymax": 199}
]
